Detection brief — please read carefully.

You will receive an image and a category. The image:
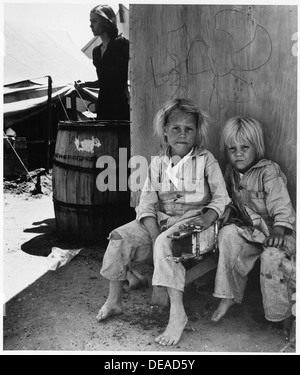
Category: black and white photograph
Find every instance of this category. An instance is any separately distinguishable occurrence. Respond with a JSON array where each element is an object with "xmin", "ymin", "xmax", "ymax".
[{"xmin": 1, "ymin": 0, "xmax": 298, "ymax": 356}]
